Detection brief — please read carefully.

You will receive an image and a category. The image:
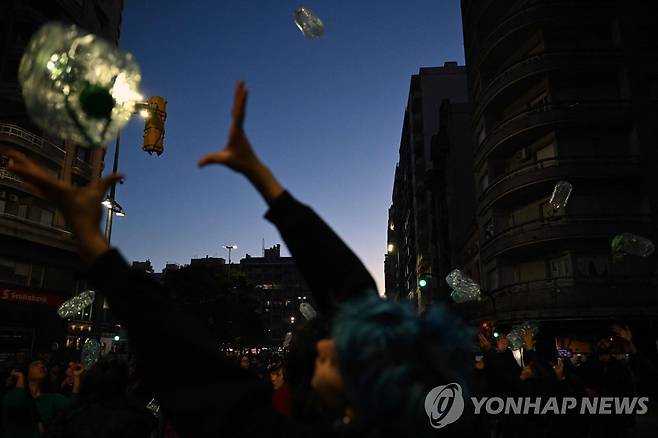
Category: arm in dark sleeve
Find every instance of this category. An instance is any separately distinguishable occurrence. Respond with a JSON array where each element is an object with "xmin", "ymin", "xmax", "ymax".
[
  {"xmin": 264, "ymin": 191, "xmax": 378, "ymax": 314},
  {"xmin": 86, "ymin": 249, "xmax": 276, "ymax": 437}
]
